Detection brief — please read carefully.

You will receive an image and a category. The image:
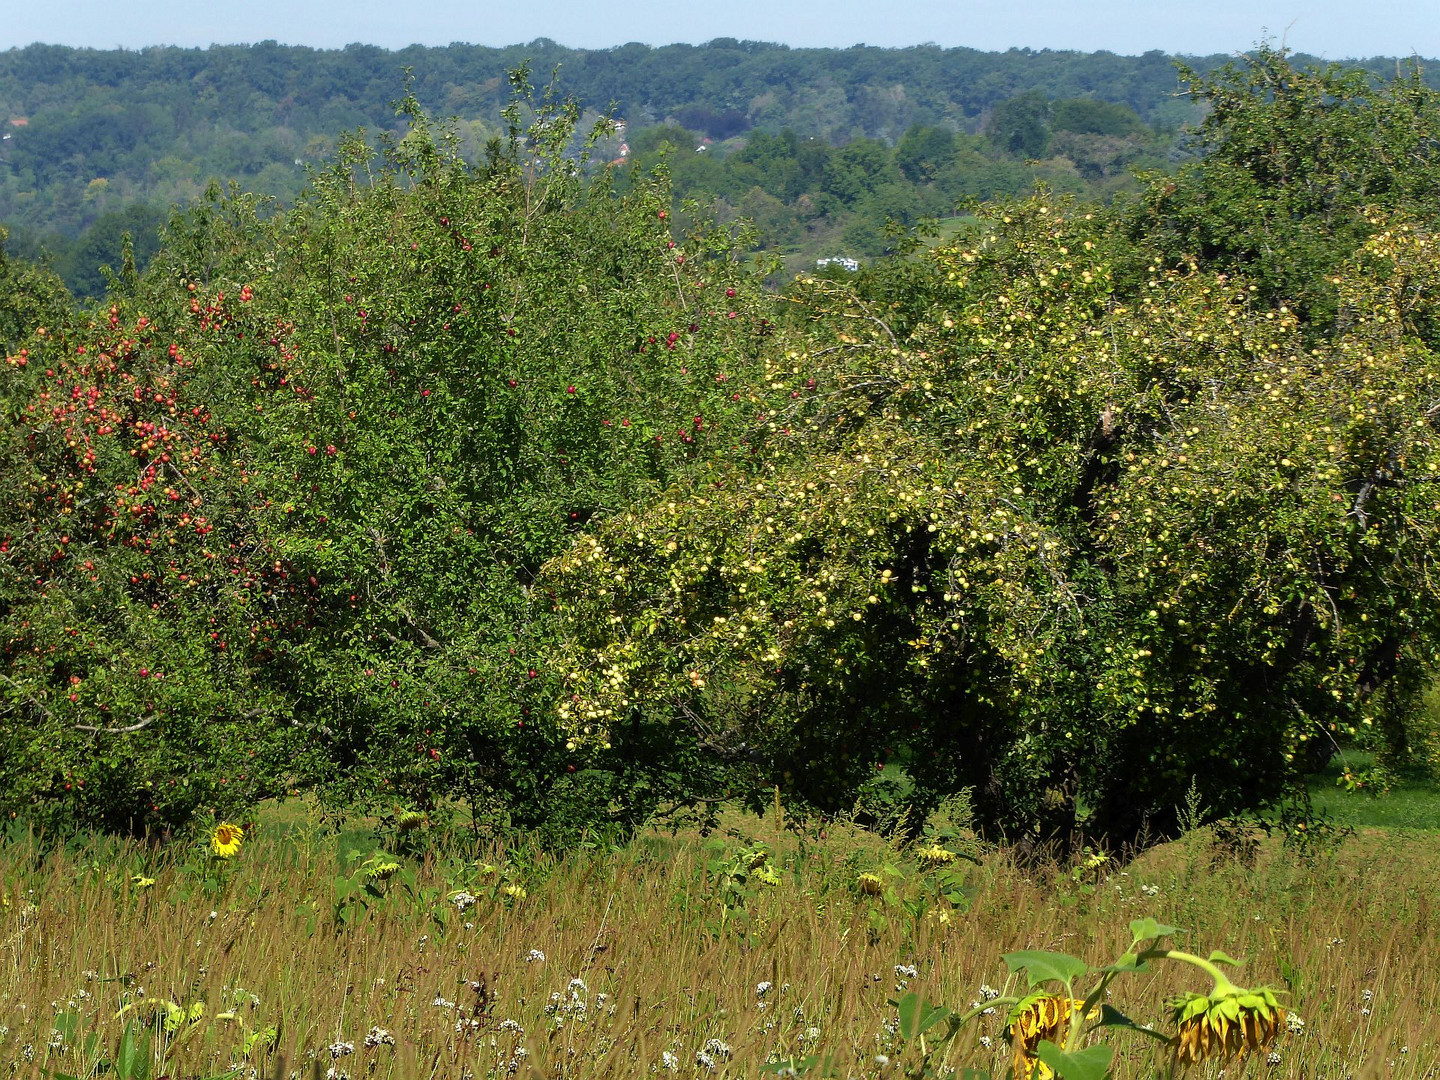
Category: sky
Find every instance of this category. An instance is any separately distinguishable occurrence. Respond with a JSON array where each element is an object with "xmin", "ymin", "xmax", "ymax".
[{"xmin": 1, "ymin": 0, "xmax": 1437, "ymax": 59}]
